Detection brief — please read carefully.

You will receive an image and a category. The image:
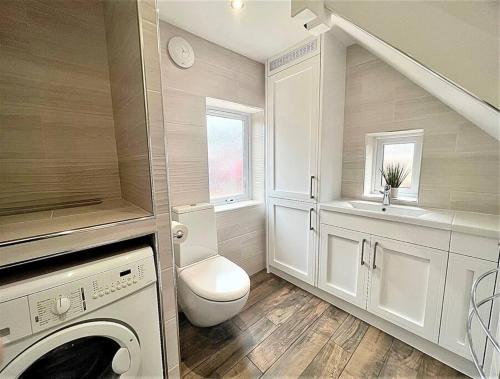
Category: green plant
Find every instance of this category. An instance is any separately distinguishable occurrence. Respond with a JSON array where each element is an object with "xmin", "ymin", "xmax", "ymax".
[{"xmin": 380, "ymin": 163, "xmax": 409, "ymax": 188}]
